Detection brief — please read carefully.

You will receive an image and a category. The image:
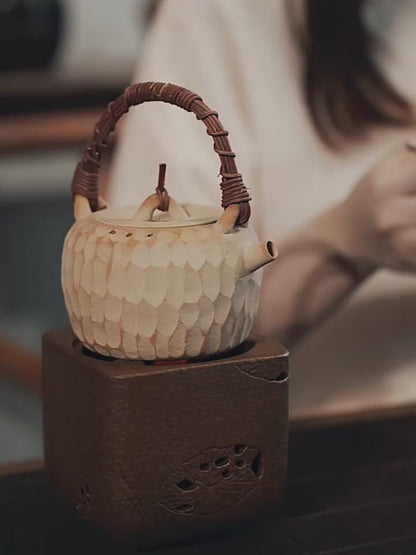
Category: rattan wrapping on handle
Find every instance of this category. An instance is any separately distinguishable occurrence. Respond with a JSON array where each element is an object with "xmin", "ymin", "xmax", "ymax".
[{"xmin": 71, "ymin": 82, "xmax": 251, "ymax": 225}]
